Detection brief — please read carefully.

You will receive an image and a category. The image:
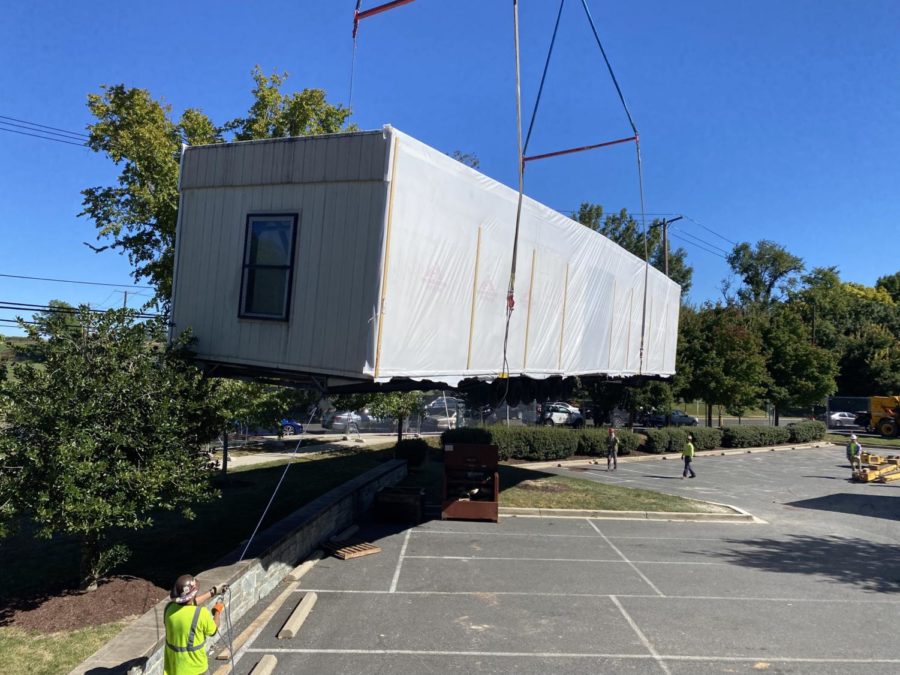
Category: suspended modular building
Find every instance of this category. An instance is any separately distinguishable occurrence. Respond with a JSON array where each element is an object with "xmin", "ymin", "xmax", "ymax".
[{"xmin": 170, "ymin": 126, "xmax": 681, "ymax": 391}]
